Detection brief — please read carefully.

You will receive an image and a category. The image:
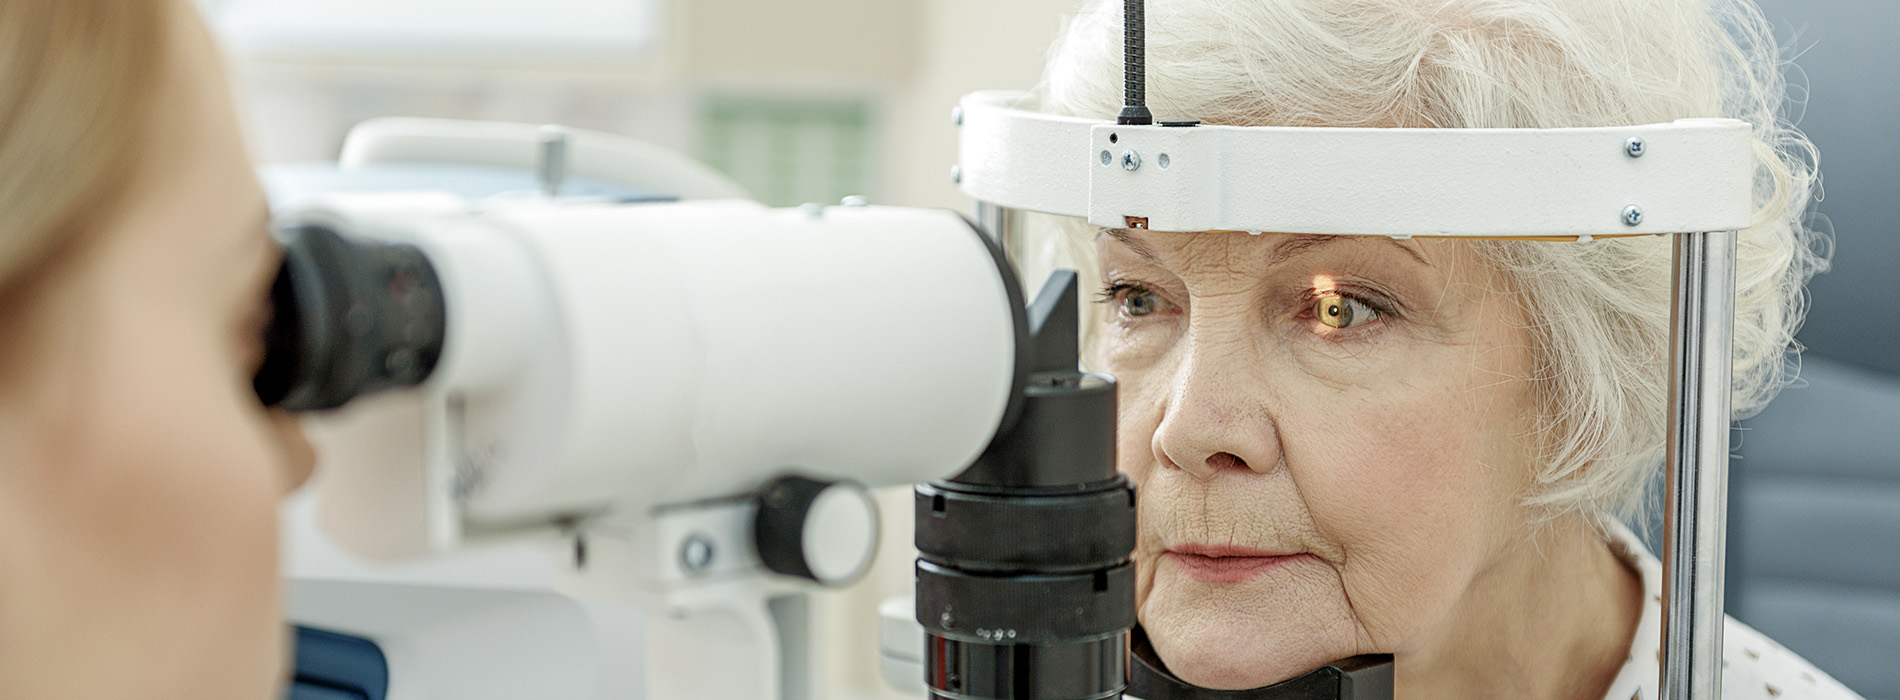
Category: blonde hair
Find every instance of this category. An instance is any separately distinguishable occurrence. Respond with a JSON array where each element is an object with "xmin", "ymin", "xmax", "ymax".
[
  {"xmin": 0, "ymin": 0, "xmax": 169, "ymax": 308},
  {"xmin": 1030, "ymin": 0, "xmax": 1823, "ymax": 519}
]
